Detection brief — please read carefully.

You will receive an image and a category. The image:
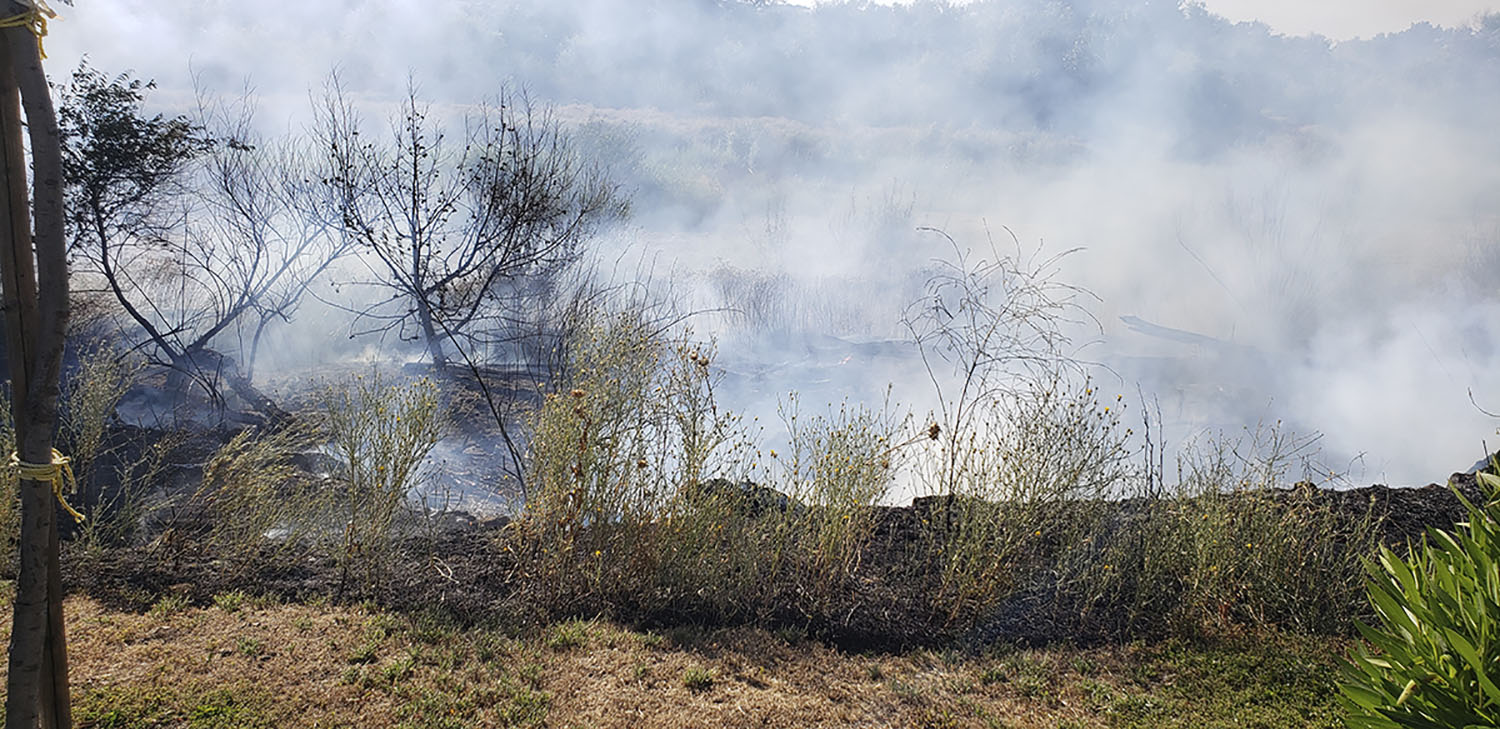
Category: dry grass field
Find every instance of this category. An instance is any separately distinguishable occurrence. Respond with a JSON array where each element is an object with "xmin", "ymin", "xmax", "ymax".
[{"xmin": 0, "ymin": 586, "xmax": 1349, "ymax": 729}]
